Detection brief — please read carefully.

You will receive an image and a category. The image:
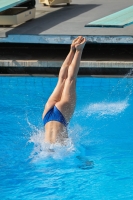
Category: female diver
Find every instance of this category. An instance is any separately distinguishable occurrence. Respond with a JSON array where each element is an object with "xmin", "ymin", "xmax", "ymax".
[{"xmin": 42, "ymin": 36, "xmax": 86, "ymax": 144}]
